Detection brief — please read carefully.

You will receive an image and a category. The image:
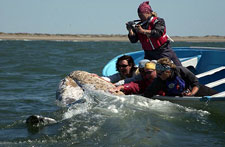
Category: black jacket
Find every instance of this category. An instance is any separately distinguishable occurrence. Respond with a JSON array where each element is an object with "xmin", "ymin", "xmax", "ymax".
[{"xmin": 144, "ymin": 66, "xmax": 199, "ymax": 98}]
